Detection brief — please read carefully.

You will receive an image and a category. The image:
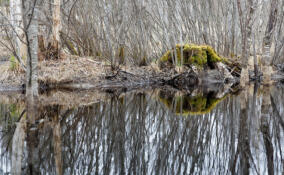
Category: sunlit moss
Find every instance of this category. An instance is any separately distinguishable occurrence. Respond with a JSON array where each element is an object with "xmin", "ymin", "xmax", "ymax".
[
  {"xmin": 158, "ymin": 44, "xmax": 227, "ymax": 68},
  {"xmin": 160, "ymin": 50, "xmax": 171, "ymax": 62}
]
